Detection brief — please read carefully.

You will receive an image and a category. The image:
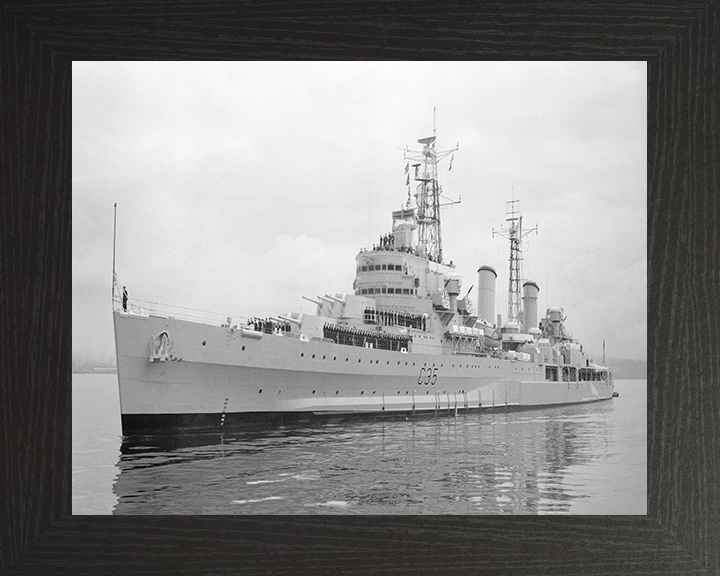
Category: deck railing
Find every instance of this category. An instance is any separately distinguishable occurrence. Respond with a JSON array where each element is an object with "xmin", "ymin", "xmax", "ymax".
[{"xmin": 113, "ymin": 296, "xmax": 249, "ymax": 328}]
